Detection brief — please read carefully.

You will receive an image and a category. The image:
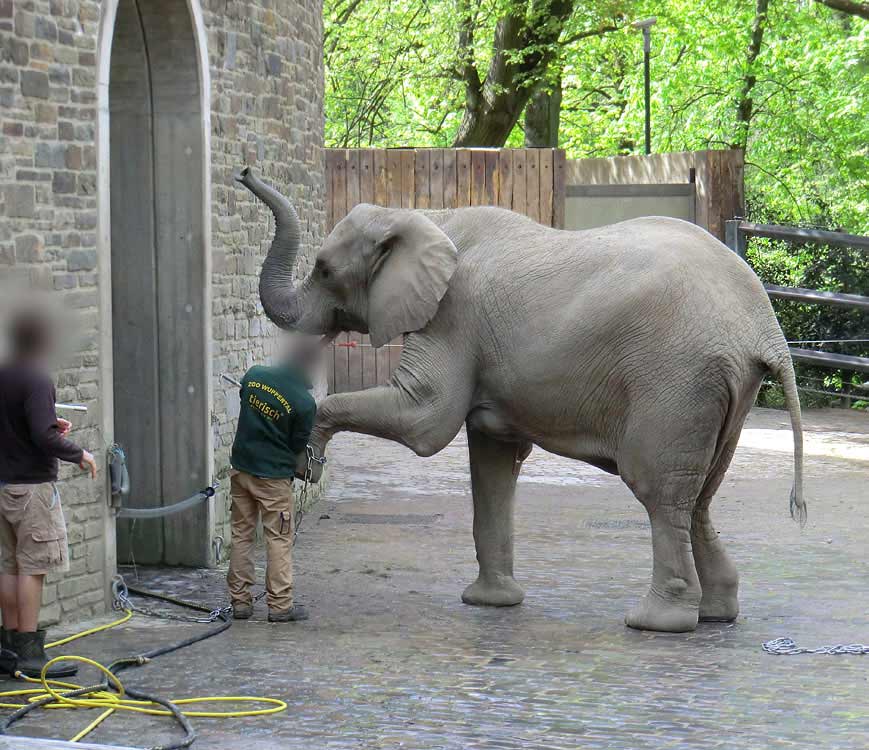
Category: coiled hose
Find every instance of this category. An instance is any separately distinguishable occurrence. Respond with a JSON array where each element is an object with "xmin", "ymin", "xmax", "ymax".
[{"xmin": 0, "ymin": 585, "xmax": 286, "ymax": 749}]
